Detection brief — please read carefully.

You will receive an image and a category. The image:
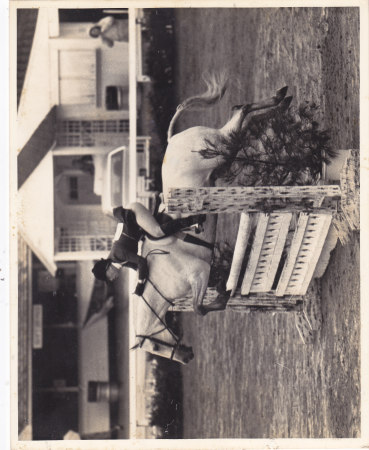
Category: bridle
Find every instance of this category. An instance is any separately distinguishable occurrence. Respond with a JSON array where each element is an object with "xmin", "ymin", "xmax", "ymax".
[{"xmin": 135, "ymin": 250, "xmax": 183, "ymax": 361}]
